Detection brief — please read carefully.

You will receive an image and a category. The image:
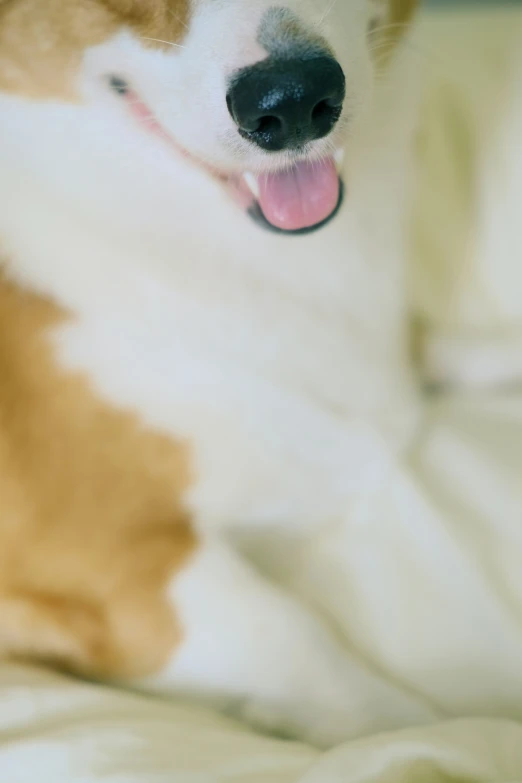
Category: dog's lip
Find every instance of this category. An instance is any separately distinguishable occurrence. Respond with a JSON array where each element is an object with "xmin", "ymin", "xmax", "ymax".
[
  {"xmin": 111, "ymin": 77, "xmax": 345, "ymax": 233},
  {"xmin": 115, "ymin": 82, "xmax": 228, "ymax": 180}
]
